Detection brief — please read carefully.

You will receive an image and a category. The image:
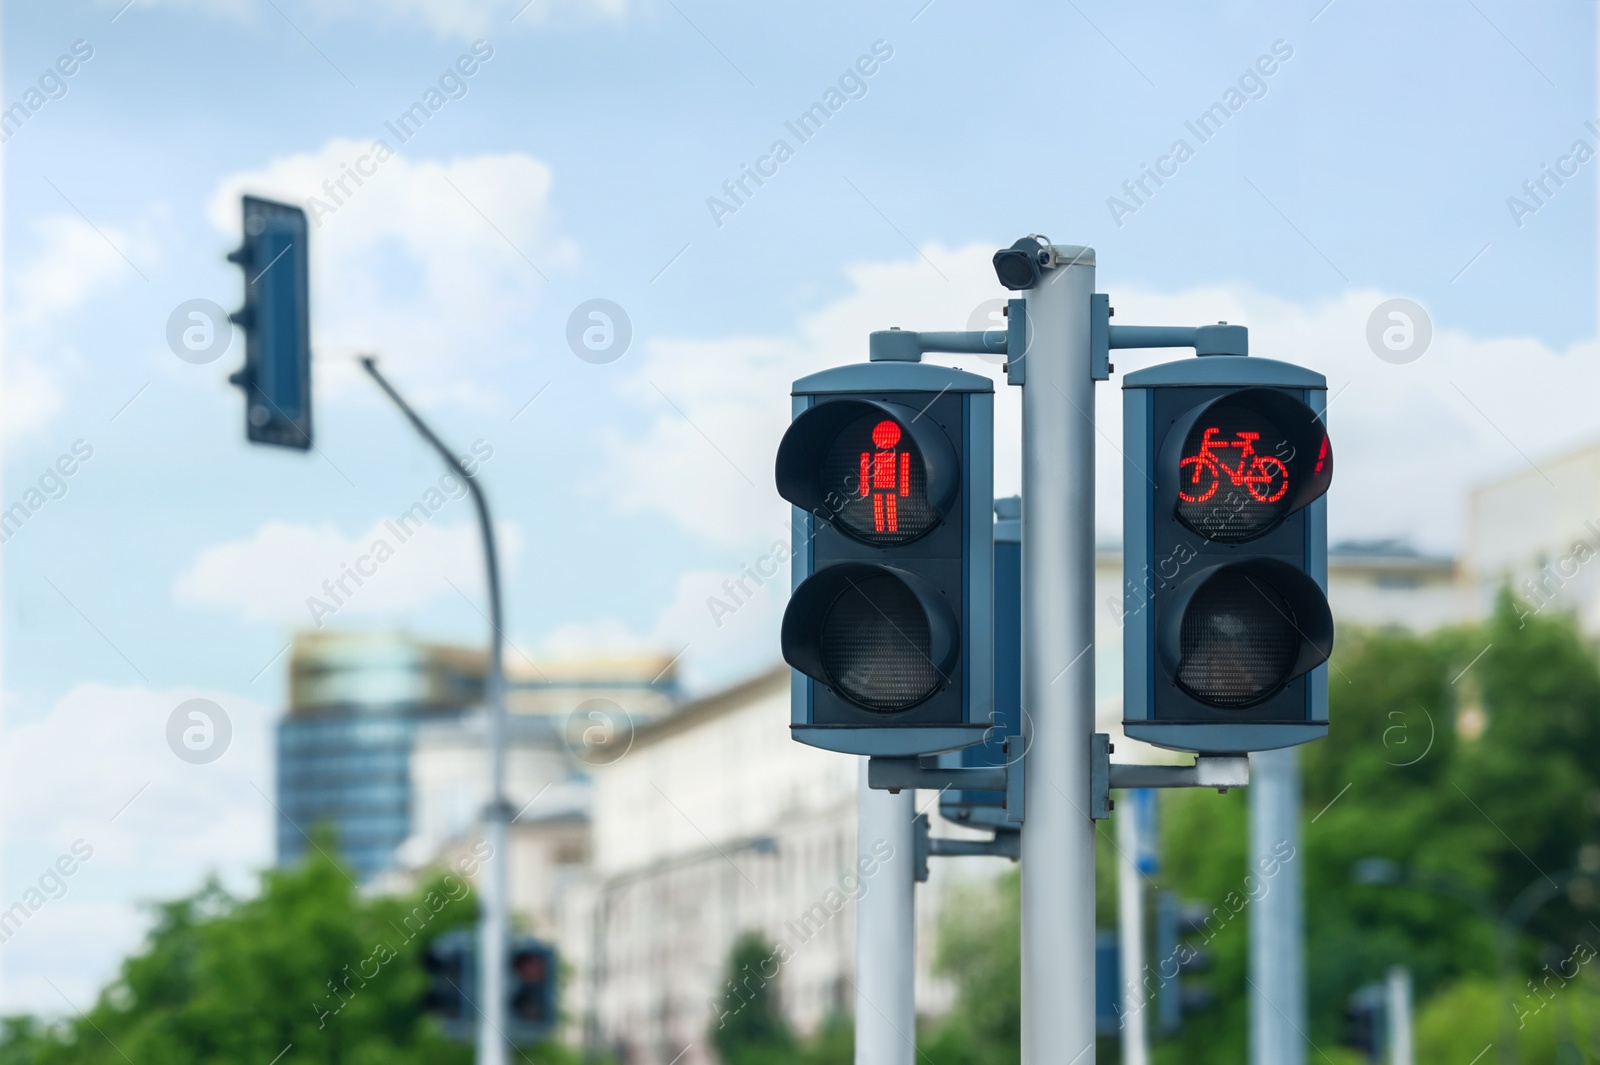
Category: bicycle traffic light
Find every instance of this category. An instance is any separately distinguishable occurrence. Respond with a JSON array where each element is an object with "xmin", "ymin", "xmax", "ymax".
[
  {"xmin": 777, "ymin": 362, "xmax": 993, "ymax": 756},
  {"xmin": 1122, "ymin": 356, "xmax": 1333, "ymax": 753},
  {"xmin": 226, "ymin": 195, "xmax": 312, "ymax": 450}
]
